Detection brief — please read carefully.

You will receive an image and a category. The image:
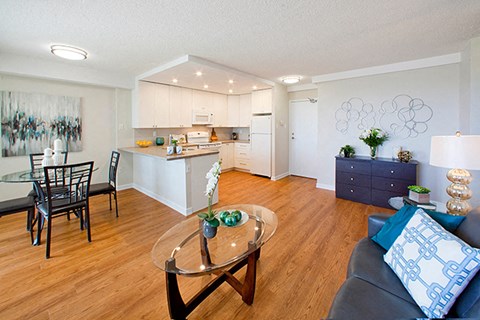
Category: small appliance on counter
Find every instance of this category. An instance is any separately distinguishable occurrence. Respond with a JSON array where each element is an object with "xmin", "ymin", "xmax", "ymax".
[{"xmin": 232, "ymin": 132, "xmax": 238, "ymax": 140}]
